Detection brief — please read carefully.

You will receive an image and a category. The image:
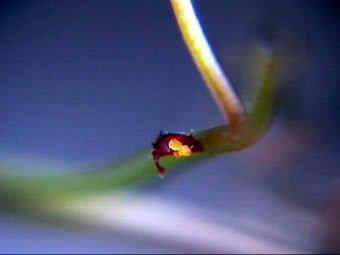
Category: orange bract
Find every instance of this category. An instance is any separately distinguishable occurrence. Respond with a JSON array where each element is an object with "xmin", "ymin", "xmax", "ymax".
[{"xmin": 152, "ymin": 132, "xmax": 203, "ymax": 177}]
